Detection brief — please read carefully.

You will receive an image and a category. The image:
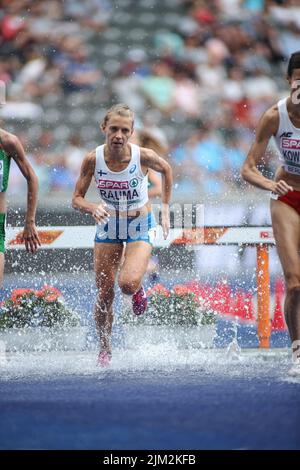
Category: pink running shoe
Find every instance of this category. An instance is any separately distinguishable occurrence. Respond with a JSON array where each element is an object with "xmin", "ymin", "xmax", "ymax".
[
  {"xmin": 132, "ymin": 285, "xmax": 148, "ymax": 316},
  {"xmin": 97, "ymin": 351, "xmax": 111, "ymax": 368}
]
